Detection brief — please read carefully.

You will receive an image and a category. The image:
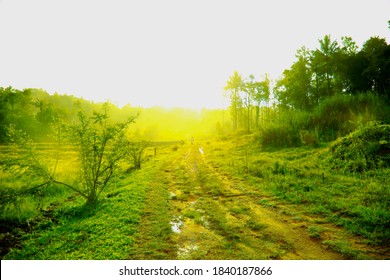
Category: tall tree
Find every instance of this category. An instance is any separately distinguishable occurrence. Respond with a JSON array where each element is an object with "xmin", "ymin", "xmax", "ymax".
[
  {"xmin": 311, "ymin": 35, "xmax": 339, "ymax": 97},
  {"xmin": 224, "ymin": 71, "xmax": 243, "ymax": 130},
  {"xmin": 251, "ymin": 74, "xmax": 270, "ymax": 128},
  {"xmin": 335, "ymin": 36, "xmax": 371, "ymax": 93},
  {"xmin": 242, "ymin": 74, "xmax": 255, "ymax": 132},
  {"xmin": 0, "ymin": 87, "xmax": 34, "ymax": 141},
  {"xmin": 362, "ymin": 37, "xmax": 390, "ymax": 96},
  {"xmin": 275, "ymin": 49, "xmax": 313, "ymax": 110}
]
